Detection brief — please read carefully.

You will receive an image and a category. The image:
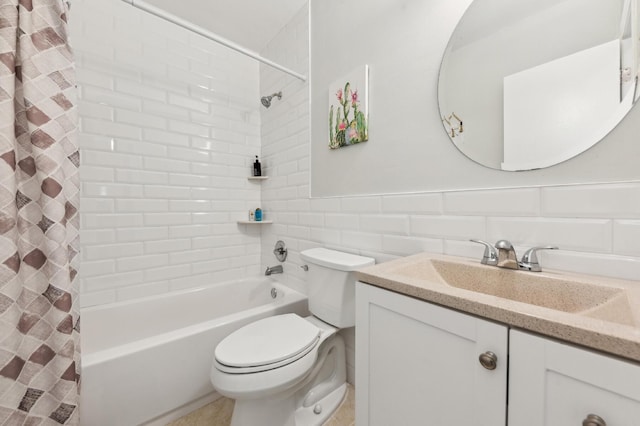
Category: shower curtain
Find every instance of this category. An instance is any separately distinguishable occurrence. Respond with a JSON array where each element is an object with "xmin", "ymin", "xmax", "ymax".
[{"xmin": 0, "ymin": 0, "xmax": 80, "ymax": 424}]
